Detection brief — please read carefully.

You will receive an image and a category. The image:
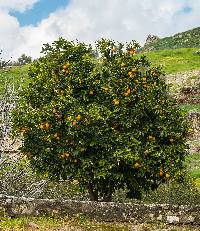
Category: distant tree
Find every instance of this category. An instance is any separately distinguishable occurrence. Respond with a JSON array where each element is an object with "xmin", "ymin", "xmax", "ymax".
[
  {"xmin": 0, "ymin": 50, "xmax": 10, "ymax": 69},
  {"xmin": 17, "ymin": 54, "xmax": 32, "ymax": 65}
]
